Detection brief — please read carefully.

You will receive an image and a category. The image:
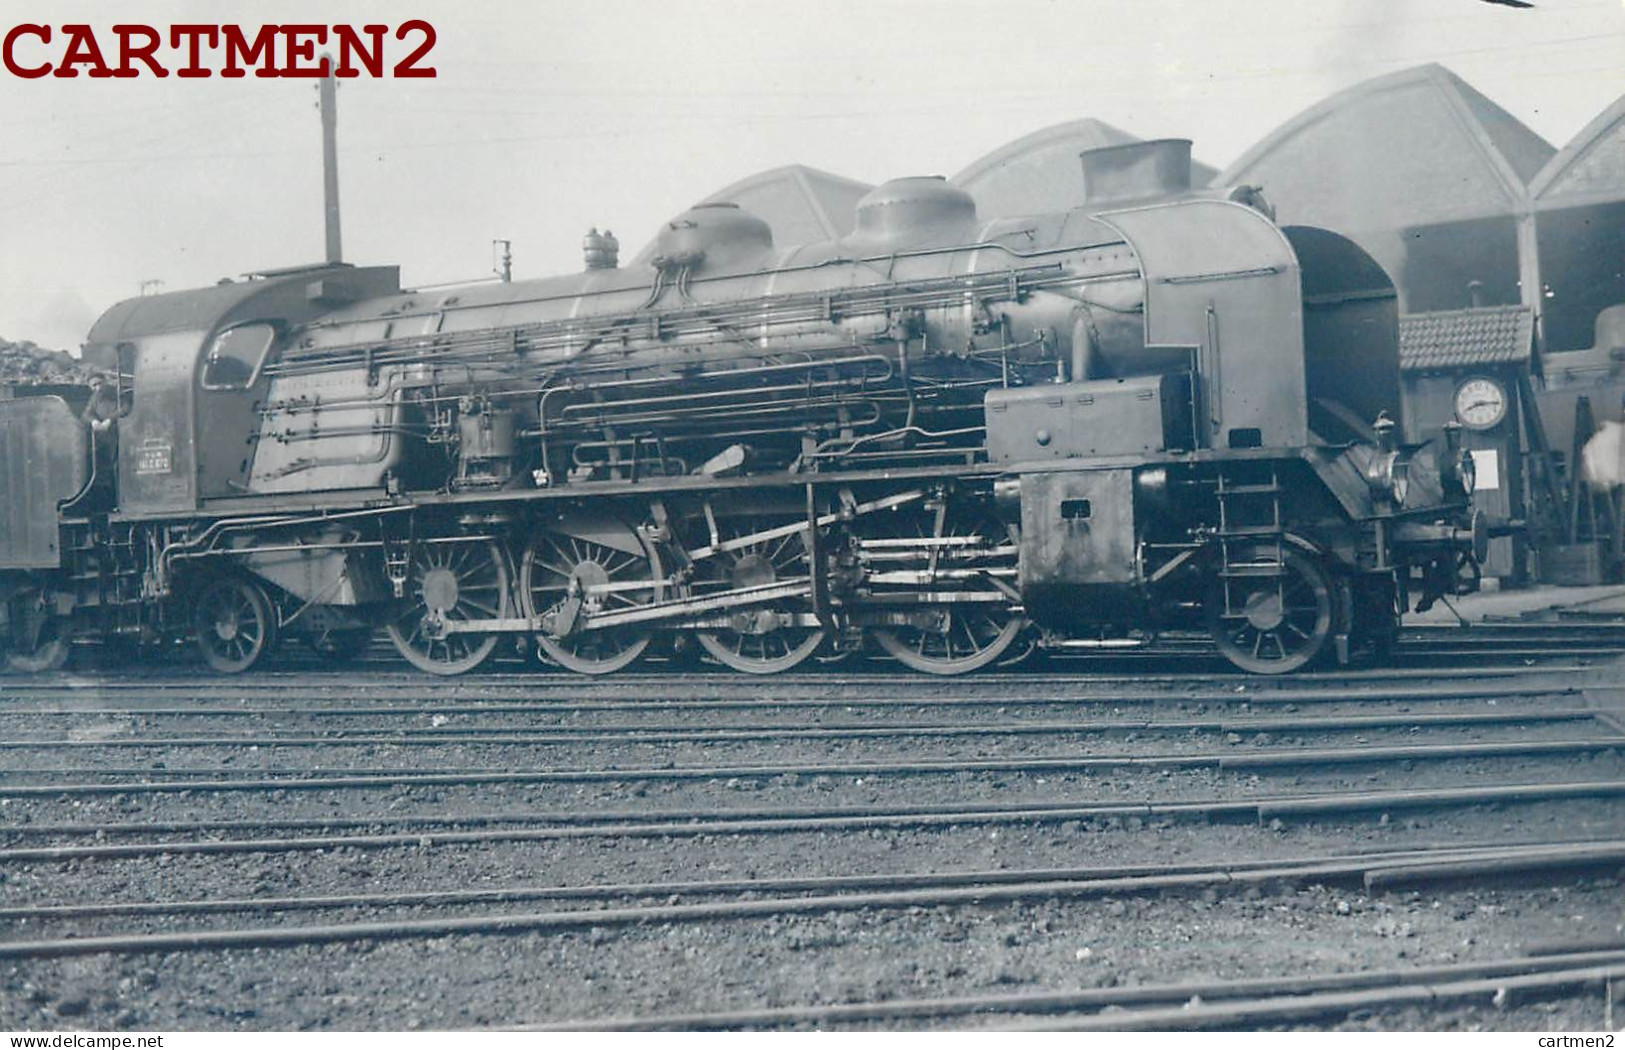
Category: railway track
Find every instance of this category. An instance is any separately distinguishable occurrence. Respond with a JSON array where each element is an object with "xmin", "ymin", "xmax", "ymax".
[
  {"xmin": 1, "ymin": 647, "xmax": 1620, "ymax": 1030},
  {"xmin": 522, "ymin": 951, "xmax": 1625, "ymax": 1031},
  {"xmin": 20, "ymin": 614, "xmax": 1625, "ymax": 686},
  {"xmin": 6, "ymin": 842, "xmax": 1625, "ymax": 960}
]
